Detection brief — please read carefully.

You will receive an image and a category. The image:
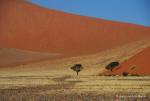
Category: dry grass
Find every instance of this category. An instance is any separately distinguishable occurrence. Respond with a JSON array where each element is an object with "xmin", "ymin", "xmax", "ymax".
[{"xmin": 0, "ymin": 75, "xmax": 149, "ymax": 101}]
